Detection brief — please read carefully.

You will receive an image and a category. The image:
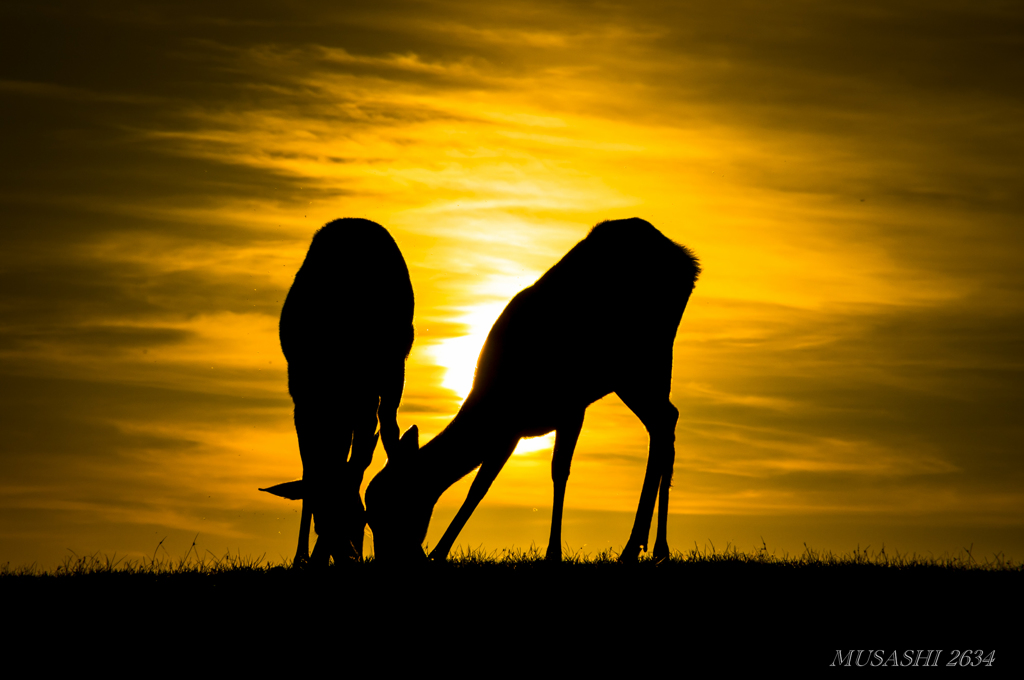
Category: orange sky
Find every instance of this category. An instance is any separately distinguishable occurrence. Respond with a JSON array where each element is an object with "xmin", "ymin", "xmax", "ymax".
[{"xmin": 2, "ymin": 1, "xmax": 1023, "ymax": 568}]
